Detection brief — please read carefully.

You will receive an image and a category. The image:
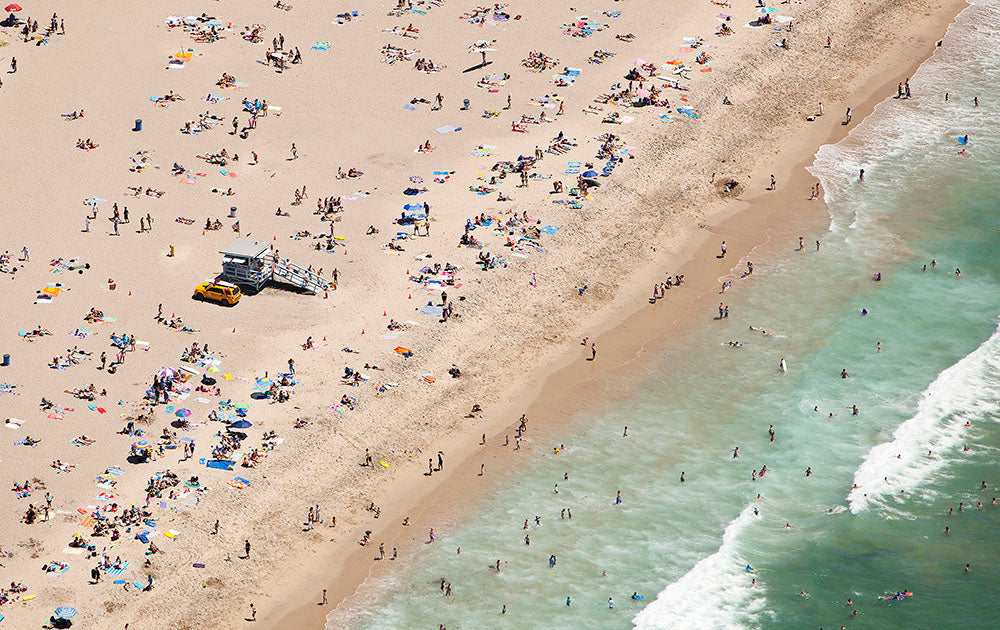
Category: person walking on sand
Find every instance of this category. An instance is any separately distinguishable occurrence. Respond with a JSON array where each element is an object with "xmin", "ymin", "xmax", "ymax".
[
  {"xmin": 590, "ymin": 343, "xmax": 597, "ymax": 361},
  {"xmin": 290, "ymin": 143, "xmax": 298, "ymax": 159},
  {"xmin": 322, "ymin": 589, "xmax": 328, "ymax": 605},
  {"xmin": 769, "ymin": 174, "xmax": 776, "ymax": 190},
  {"xmin": 720, "ymin": 240, "xmax": 727, "ymax": 257},
  {"xmin": 249, "ymin": 603, "xmax": 256, "ymax": 621},
  {"xmin": 244, "ymin": 539, "xmax": 251, "ymax": 558}
]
